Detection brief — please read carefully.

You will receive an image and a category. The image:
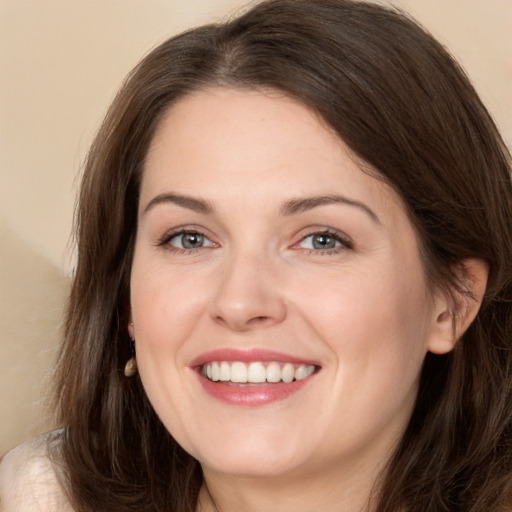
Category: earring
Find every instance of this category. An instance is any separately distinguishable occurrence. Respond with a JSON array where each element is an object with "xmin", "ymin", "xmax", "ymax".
[{"xmin": 124, "ymin": 335, "xmax": 137, "ymax": 378}]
